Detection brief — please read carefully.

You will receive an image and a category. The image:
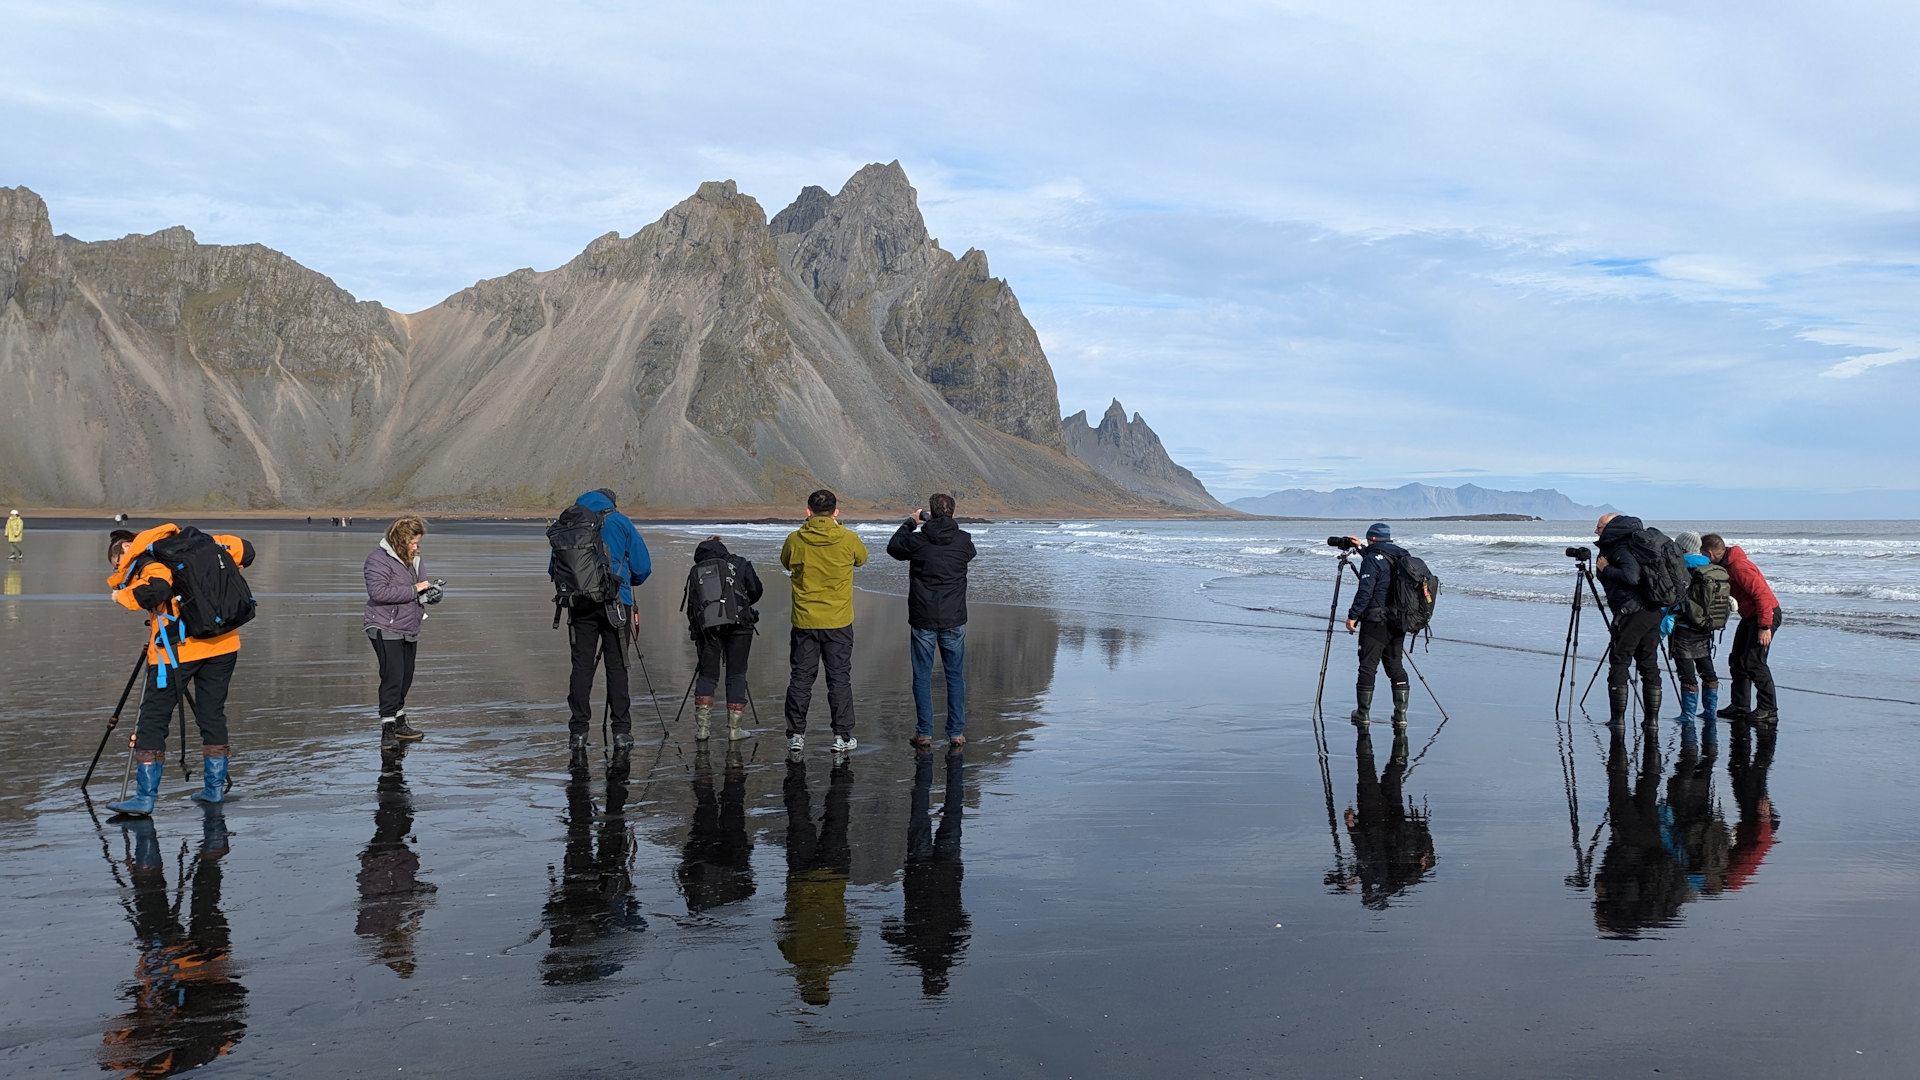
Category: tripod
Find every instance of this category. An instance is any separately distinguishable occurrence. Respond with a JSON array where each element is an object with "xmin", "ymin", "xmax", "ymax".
[{"xmin": 1555, "ymin": 559, "xmax": 1610, "ymax": 719}]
